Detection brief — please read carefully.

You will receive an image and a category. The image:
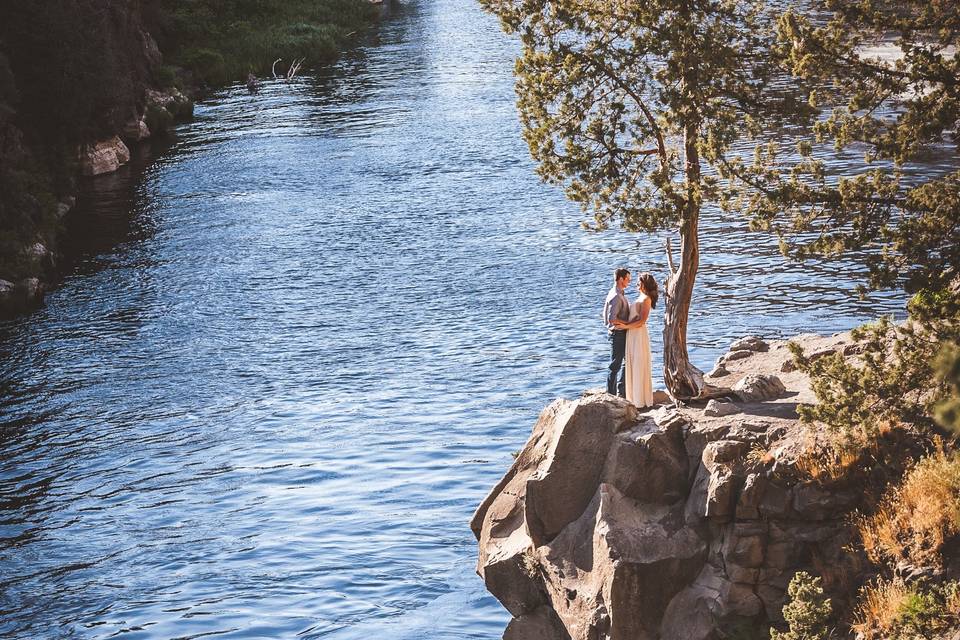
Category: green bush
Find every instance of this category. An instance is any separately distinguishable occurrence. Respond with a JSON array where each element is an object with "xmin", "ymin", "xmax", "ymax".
[
  {"xmin": 152, "ymin": 0, "xmax": 378, "ymax": 85},
  {"xmin": 158, "ymin": 65, "xmax": 179, "ymax": 89},
  {"xmin": 791, "ymin": 285, "xmax": 960, "ymax": 442},
  {"xmin": 897, "ymin": 589, "xmax": 942, "ymax": 634},
  {"xmin": 272, "ymin": 22, "xmax": 343, "ymax": 63},
  {"xmin": 0, "ymin": 52, "xmax": 18, "ymax": 121},
  {"xmin": 144, "ymin": 103, "xmax": 174, "ymax": 136},
  {"xmin": 771, "ymin": 572, "xmax": 832, "ymax": 640},
  {"xmin": 855, "ymin": 579, "xmax": 960, "ymax": 639},
  {"xmin": 181, "ymin": 47, "xmax": 228, "ymax": 86},
  {"xmin": 0, "ymin": 144, "xmax": 59, "ymax": 281}
]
